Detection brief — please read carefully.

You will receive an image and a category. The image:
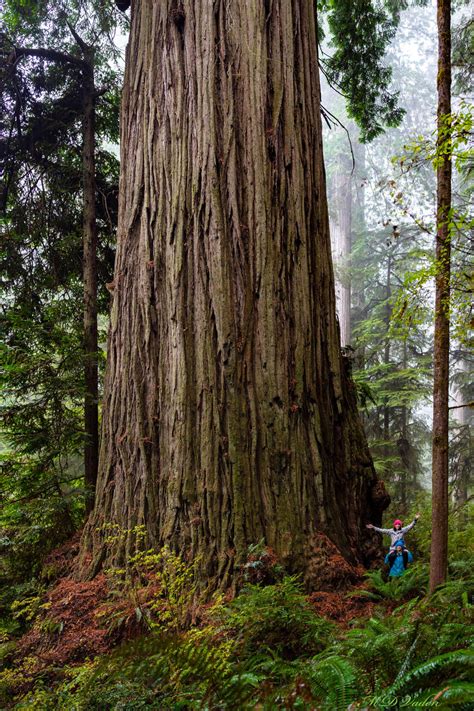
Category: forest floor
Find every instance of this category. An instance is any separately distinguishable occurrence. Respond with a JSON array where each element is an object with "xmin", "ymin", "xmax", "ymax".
[
  {"xmin": 2, "ymin": 528, "xmax": 471, "ymax": 710},
  {"xmin": 11, "ymin": 536, "xmax": 382, "ymax": 688}
]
